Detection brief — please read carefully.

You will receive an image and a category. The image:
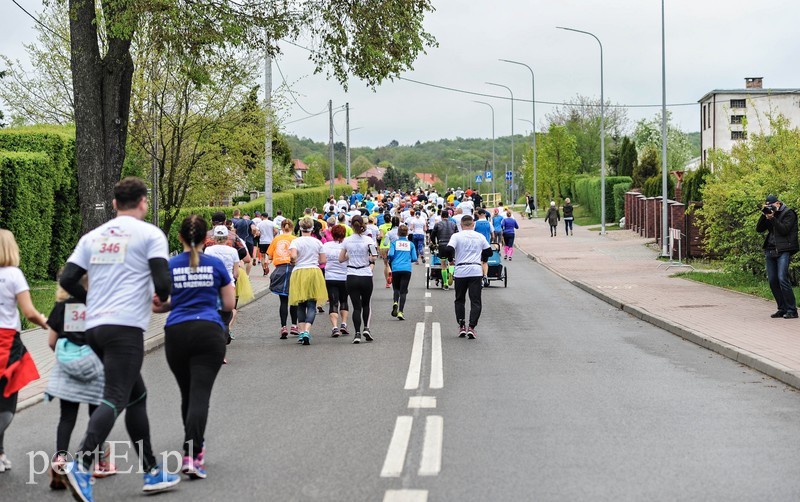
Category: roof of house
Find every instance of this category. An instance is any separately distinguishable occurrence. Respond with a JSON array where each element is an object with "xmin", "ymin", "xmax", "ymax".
[
  {"xmin": 334, "ymin": 175, "xmax": 359, "ymax": 190},
  {"xmin": 698, "ymin": 88, "xmax": 800, "ymax": 103},
  {"xmin": 415, "ymin": 173, "xmax": 441, "ymax": 184},
  {"xmin": 292, "ymin": 159, "xmax": 309, "ymax": 171},
  {"xmin": 356, "ymin": 166, "xmax": 386, "ymax": 179}
]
